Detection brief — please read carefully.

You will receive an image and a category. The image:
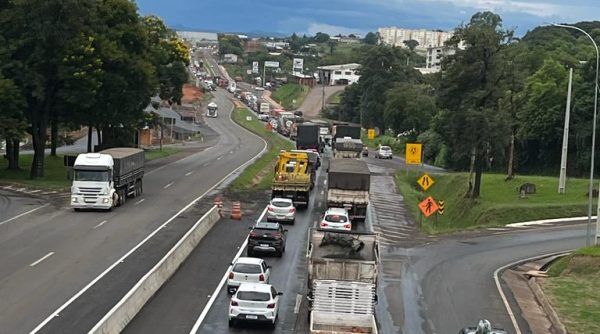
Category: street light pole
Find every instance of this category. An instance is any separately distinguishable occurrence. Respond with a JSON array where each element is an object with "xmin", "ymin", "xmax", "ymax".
[
  {"xmin": 554, "ymin": 24, "xmax": 600, "ymax": 246},
  {"xmin": 558, "ymin": 67, "xmax": 573, "ymax": 194}
]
